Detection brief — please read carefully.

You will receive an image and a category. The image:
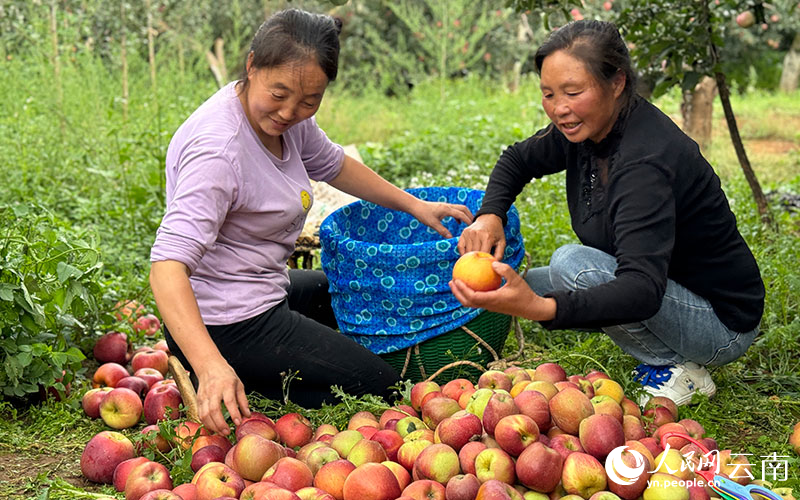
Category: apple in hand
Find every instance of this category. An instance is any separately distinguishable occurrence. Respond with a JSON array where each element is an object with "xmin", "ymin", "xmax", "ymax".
[
  {"xmin": 81, "ymin": 430, "xmax": 136, "ymax": 484},
  {"xmin": 452, "ymin": 251, "xmax": 502, "ymax": 291}
]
